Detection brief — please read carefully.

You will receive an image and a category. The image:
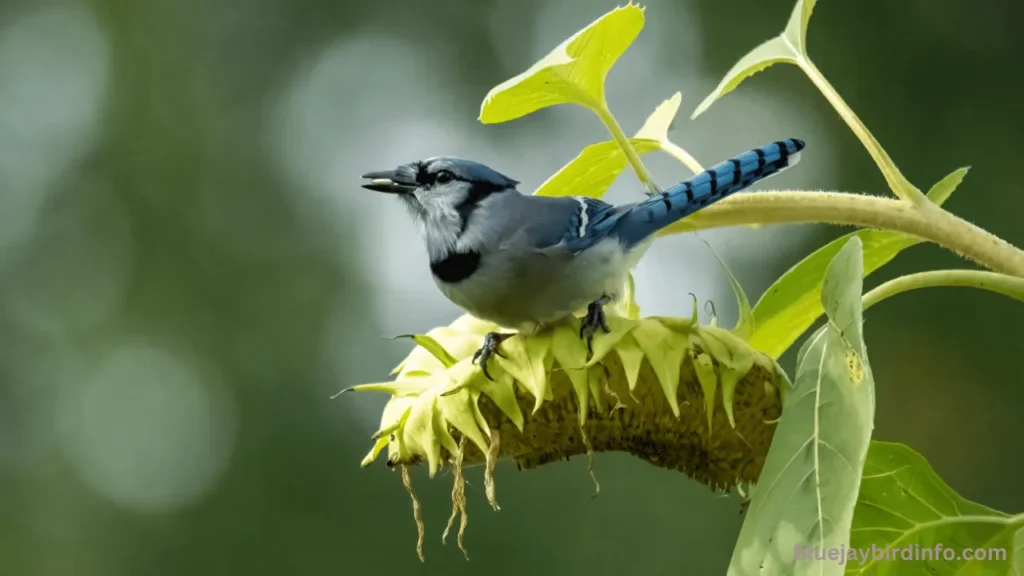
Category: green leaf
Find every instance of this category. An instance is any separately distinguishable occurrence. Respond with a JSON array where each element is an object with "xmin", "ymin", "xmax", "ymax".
[
  {"xmin": 636, "ymin": 91, "xmax": 705, "ymax": 174},
  {"xmin": 847, "ymin": 441, "xmax": 1024, "ymax": 575},
  {"xmin": 782, "ymin": 0, "xmax": 819, "ymax": 56},
  {"xmin": 728, "ymin": 236, "xmax": 875, "ymax": 576},
  {"xmin": 926, "ymin": 166, "xmax": 971, "ymax": 207},
  {"xmin": 635, "ymin": 91, "xmax": 682, "ymax": 141},
  {"xmin": 691, "ymin": 36, "xmax": 798, "ymax": 120},
  {"xmin": 690, "ymin": 0, "xmax": 813, "ymax": 118},
  {"xmin": 534, "ymin": 138, "xmax": 660, "ymax": 198},
  {"xmin": 479, "ymin": 3, "xmax": 645, "ymax": 123},
  {"xmin": 749, "ymin": 229, "xmax": 920, "ymax": 360},
  {"xmin": 534, "ymin": 91, "xmax": 694, "ymax": 198},
  {"xmin": 1014, "ymin": 527, "xmax": 1024, "ymax": 574}
]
